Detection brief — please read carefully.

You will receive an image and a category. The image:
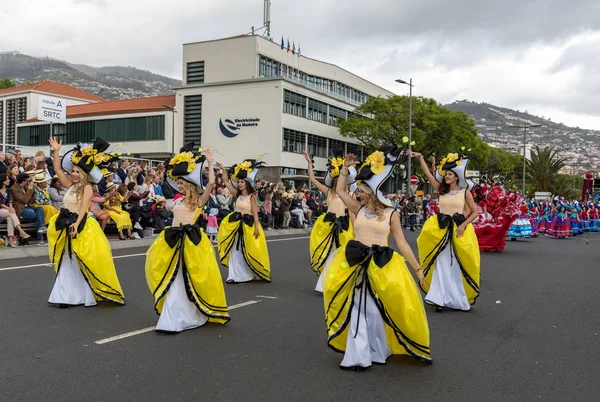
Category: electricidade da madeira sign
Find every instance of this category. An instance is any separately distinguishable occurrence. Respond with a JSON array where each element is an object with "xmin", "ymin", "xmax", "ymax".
[
  {"xmin": 219, "ymin": 117, "xmax": 260, "ymax": 138},
  {"xmin": 38, "ymin": 95, "xmax": 66, "ymax": 124}
]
